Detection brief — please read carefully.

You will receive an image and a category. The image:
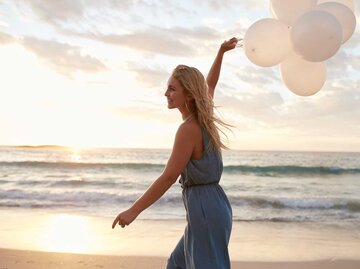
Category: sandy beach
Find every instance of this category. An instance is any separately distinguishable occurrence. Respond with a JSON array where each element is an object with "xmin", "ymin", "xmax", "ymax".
[{"xmin": 1, "ymin": 248, "xmax": 360, "ymax": 269}]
